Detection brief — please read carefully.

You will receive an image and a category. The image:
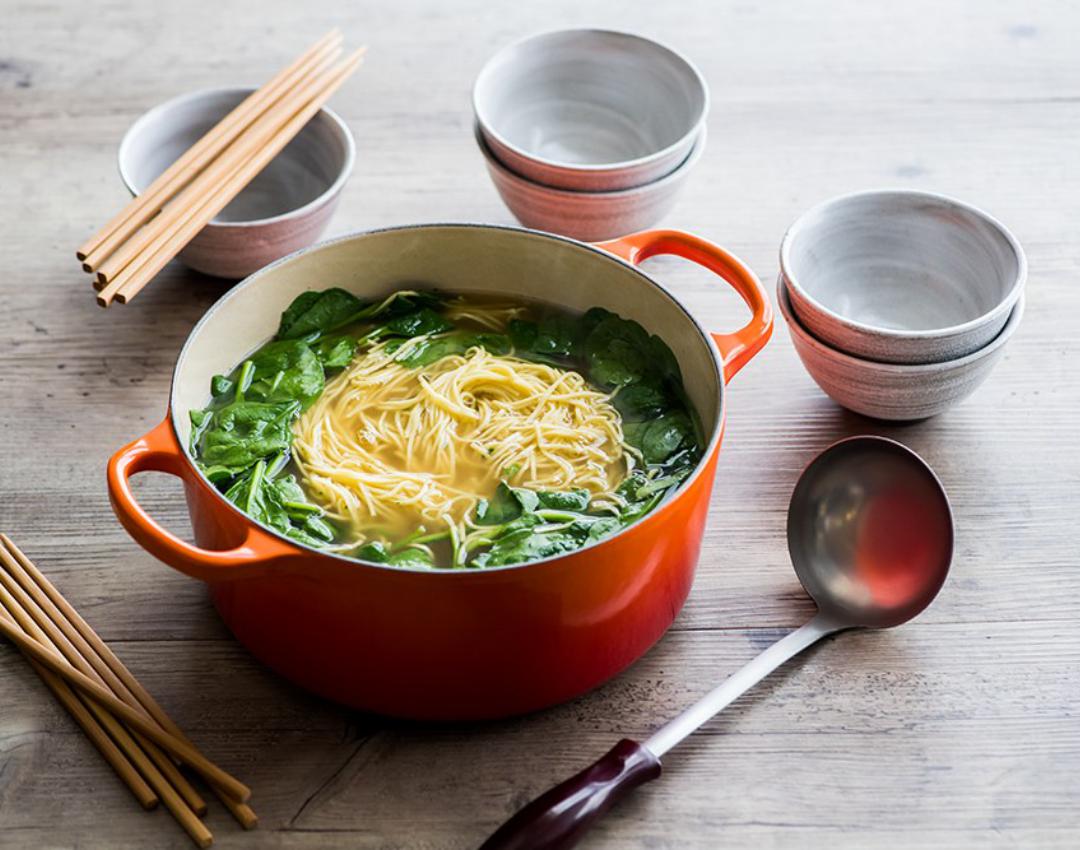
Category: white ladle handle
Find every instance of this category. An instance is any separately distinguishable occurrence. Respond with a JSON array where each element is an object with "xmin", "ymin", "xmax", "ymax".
[{"xmin": 645, "ymin": 613, "xmax": 841, "ymax": 757}]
